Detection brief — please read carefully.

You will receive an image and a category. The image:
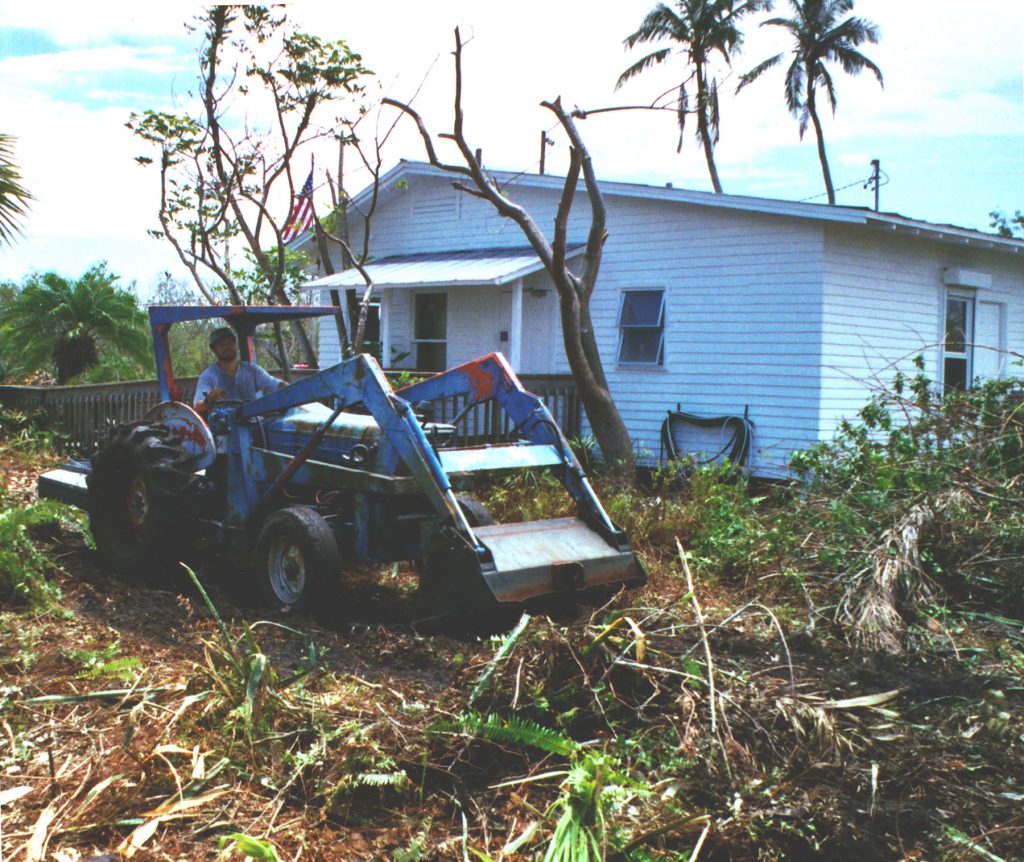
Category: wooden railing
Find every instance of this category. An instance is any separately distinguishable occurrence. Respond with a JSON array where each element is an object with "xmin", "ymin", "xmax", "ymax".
[{"xmin": 0, "ymin": 371, "xmax": 579, "ymax": 453}]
